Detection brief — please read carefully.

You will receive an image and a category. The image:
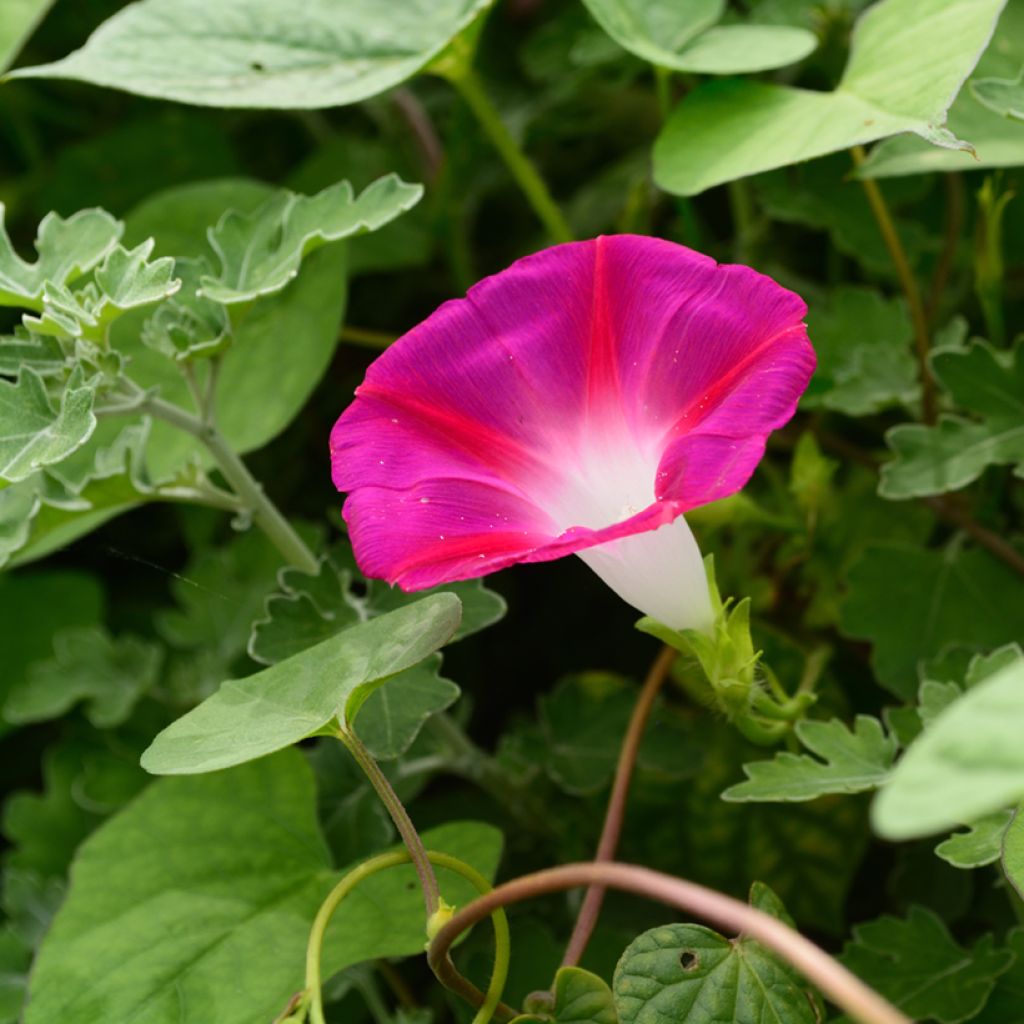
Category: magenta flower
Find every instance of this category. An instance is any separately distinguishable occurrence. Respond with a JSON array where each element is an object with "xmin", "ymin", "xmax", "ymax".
[{"xmin": 331, "ymin": 235, "xmax": 813, "ymax": 630}]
